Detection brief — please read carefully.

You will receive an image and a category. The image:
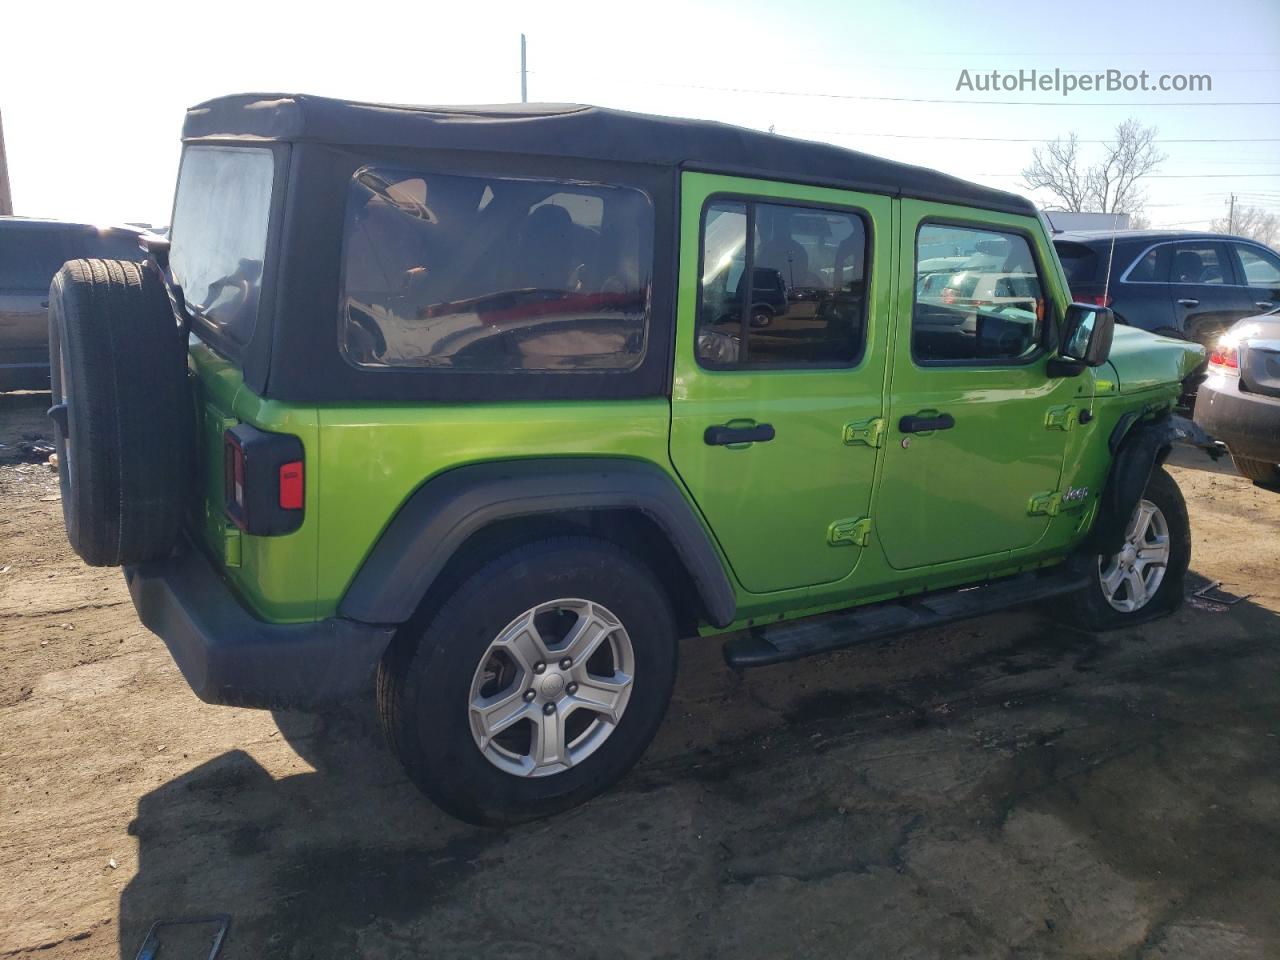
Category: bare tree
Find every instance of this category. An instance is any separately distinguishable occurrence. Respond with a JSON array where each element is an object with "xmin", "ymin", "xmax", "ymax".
[
  {"xmin": 1021, "ymin": 131, "xmax": 1089, "ymax": 213},
  {"xmin": 1021, "ymin": 118, "xmax": 1165, "ymax": 217},
  {"xmin": 1210, "ymin": 206, "xmax": 1279, "ymax": 246}
]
